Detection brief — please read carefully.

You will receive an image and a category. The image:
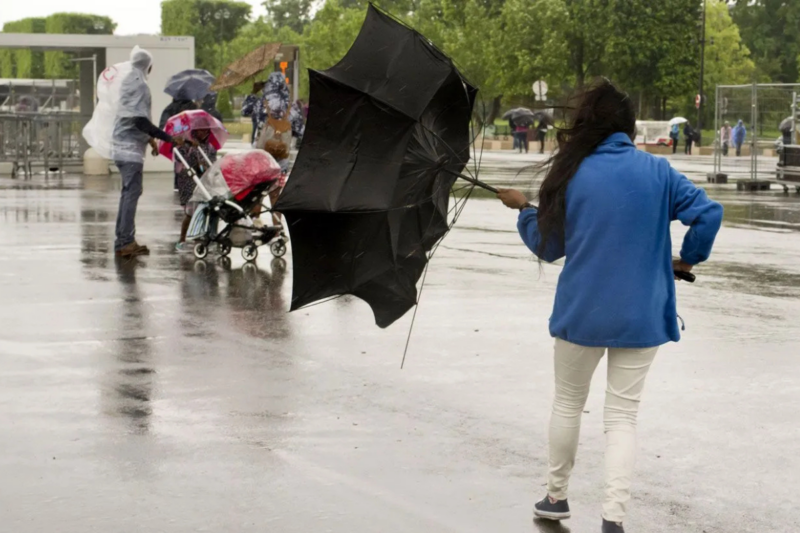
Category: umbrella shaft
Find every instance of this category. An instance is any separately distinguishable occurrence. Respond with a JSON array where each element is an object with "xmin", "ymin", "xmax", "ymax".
[{"xmin": 444, "ymin": 169, "xmax": 498, "ymax": 194}]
